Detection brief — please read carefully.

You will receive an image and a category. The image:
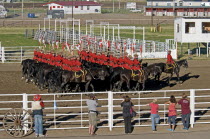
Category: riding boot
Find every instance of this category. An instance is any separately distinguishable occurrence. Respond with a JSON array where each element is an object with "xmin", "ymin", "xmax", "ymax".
[{"xmin": 81, "ymin": 75, "xmax": 85, "ymax": 82}]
